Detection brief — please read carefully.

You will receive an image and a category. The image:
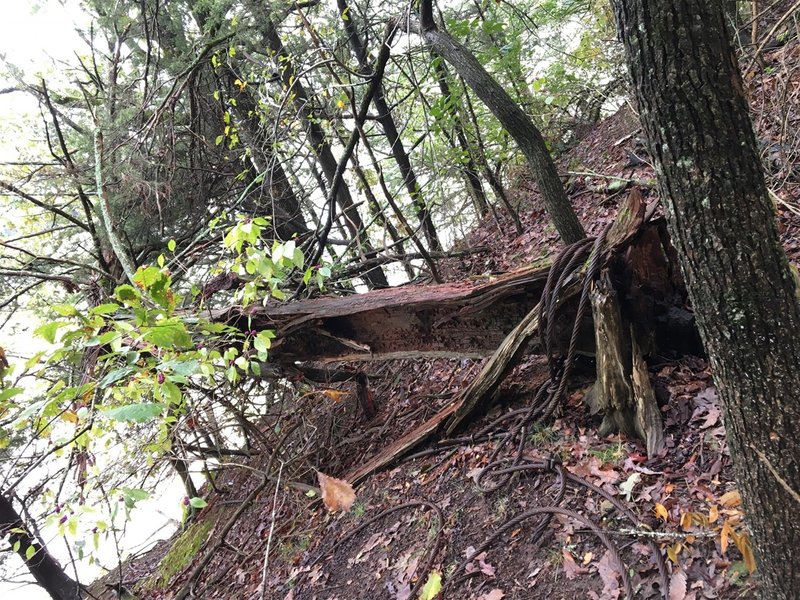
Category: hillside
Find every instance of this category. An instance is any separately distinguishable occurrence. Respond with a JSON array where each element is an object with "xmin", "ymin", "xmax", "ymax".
[{"xmin": 82, "ymin": 17, "xmax": 800, "ymax": 599}]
